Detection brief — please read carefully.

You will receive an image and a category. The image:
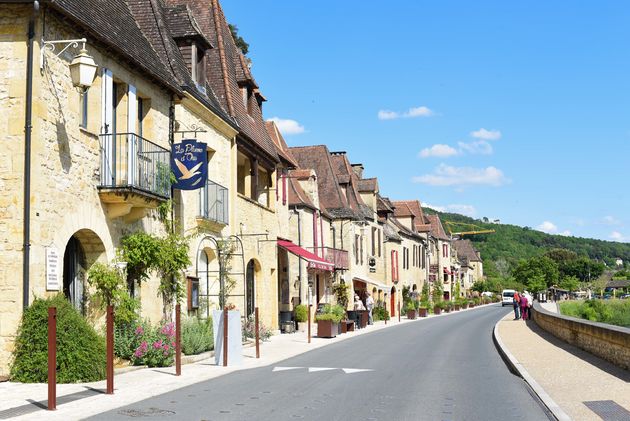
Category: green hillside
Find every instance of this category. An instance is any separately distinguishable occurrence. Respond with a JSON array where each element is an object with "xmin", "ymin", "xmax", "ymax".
[{"xmin": 424, "ymin": 209, "xmax": 630, "ymax": 277}]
